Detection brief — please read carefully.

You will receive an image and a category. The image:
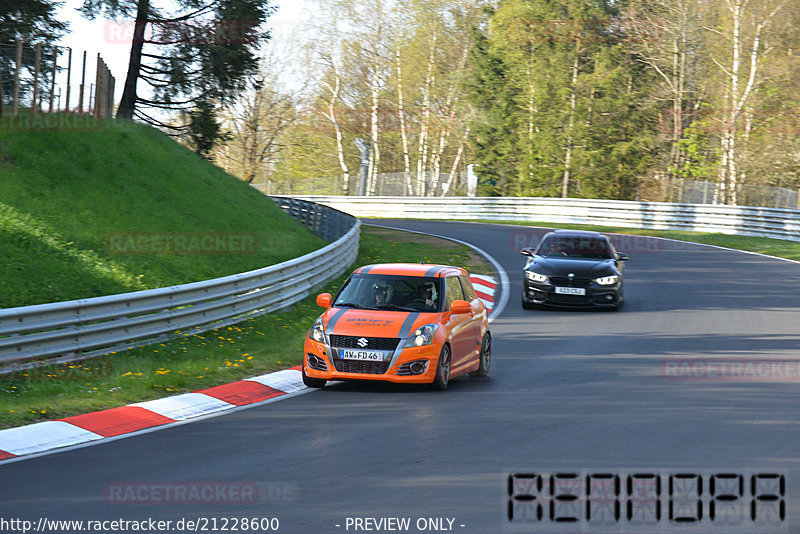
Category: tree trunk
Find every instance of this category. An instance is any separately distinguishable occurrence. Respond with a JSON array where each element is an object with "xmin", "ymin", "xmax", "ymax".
[
  {"xmin": 328, "ymin": 74, "xmax": 350, "ymax": 193},
  {"xmin": 416, "ymin": 31, "xmax": 437, "ymax": 196},
  {"xmin": 368, "ymin": 62, "xmax": 381, "ymax": 195},
  {"xmin": 562, "ymin": 42, "xmax": 580, "ymax": 198},
  {"xmin": 116, "ymin": 0, "xmax": 149, "ymax": 120},
  {"xmin": 440, "ymin": 126, "xmax": 470, "ymax": 197},
  {"xmin": 396, "ymin": 47, "xmax": 412, "ymax": 195}
]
